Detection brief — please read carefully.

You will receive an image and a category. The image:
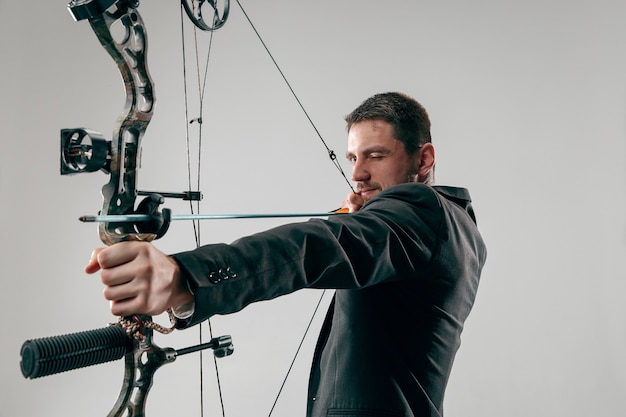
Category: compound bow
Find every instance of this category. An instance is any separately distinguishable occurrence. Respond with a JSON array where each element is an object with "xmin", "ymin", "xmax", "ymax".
[
  {"xmin": 20, "ymin": 1, "xmax": 349, "ymax": 415},
  {"xmin": 21, "ymin": 1, "xmax": 233, "ymax": 416}
]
